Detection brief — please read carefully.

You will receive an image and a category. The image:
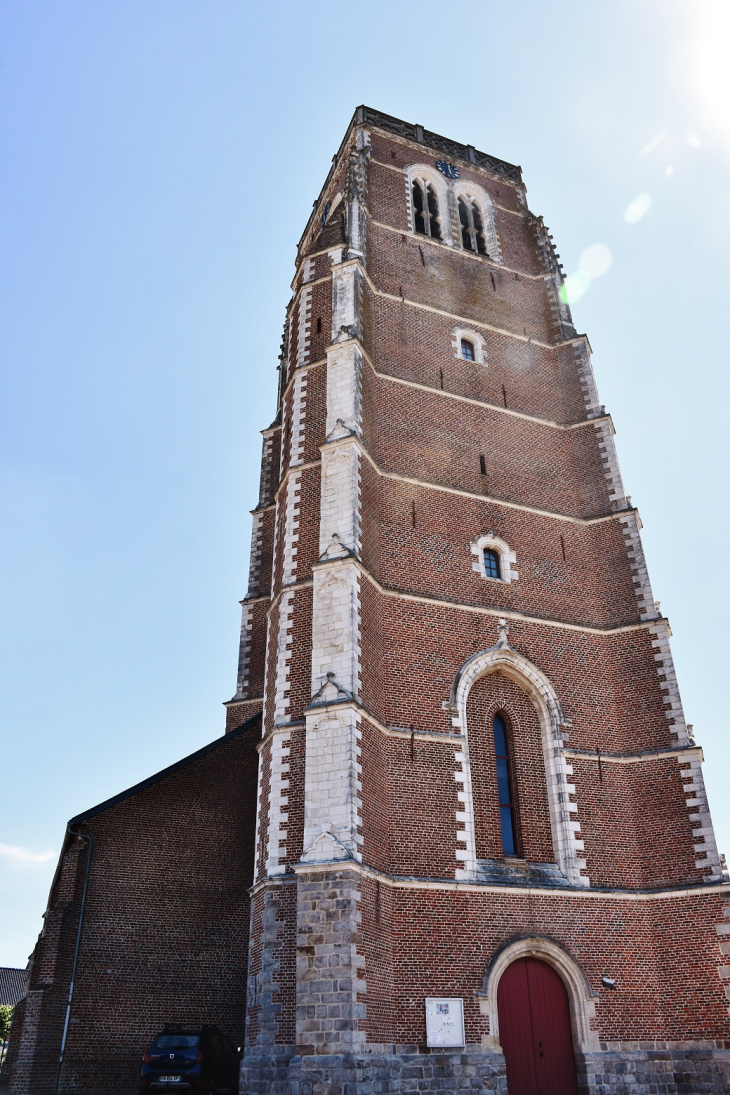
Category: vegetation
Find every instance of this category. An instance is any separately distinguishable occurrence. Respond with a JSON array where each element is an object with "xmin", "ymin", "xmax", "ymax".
[{"xmin": 0, "ymin": 1005, "xmax": 13, "ymax": 1060}]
